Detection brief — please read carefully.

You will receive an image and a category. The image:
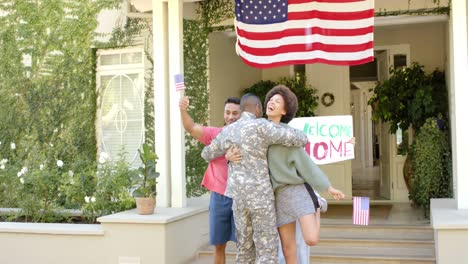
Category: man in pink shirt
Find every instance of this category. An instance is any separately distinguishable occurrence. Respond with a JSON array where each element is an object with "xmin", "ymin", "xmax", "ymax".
[{"xmin": 179, "ymin": 96, "xmax": 241, "ymax": 264}]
